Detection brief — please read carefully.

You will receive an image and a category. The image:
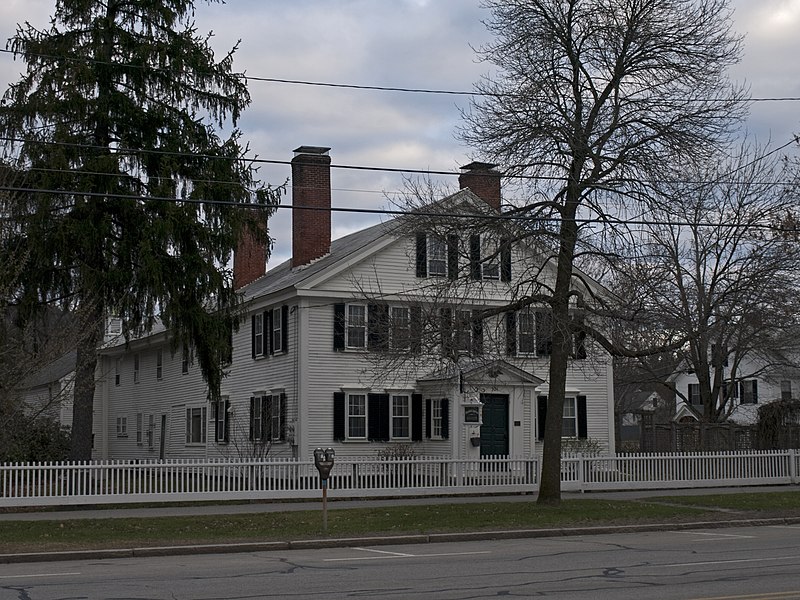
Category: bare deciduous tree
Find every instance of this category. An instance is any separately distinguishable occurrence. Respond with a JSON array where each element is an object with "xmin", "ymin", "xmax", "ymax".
[{"xmin": 458, "ymin": 0, "xmax": 747, "ymax": 504}]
